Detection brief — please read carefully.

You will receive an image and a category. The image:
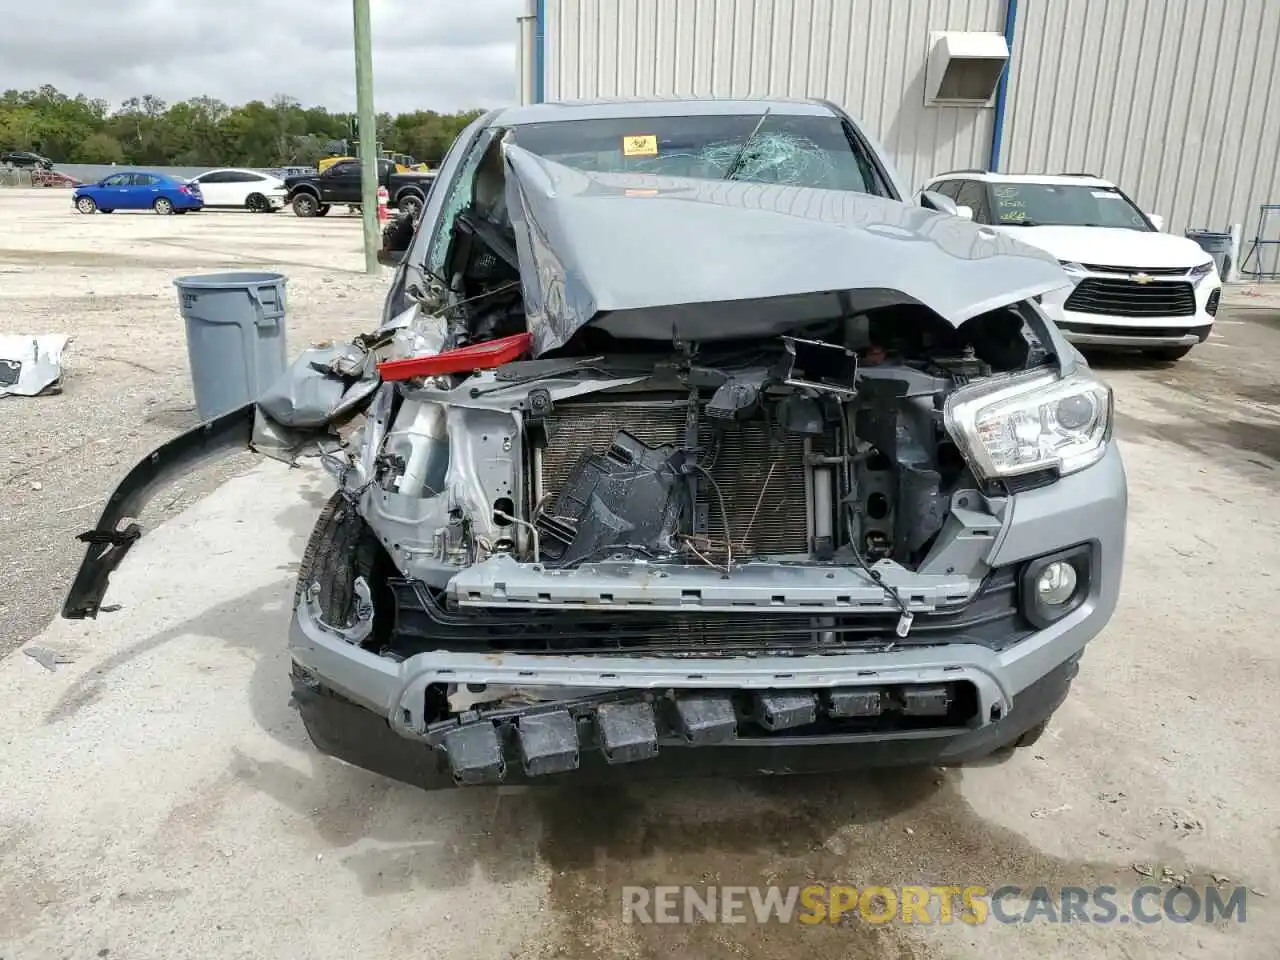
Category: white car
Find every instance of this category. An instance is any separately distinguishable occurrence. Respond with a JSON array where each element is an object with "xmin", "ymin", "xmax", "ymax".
[
  {"xmin": 919, "ymin": 171, "xmax": 1222, "ymax": 361},
  {"xmin": 189, "ymin": 168, "xmax": 288, "ymax": 213}
]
